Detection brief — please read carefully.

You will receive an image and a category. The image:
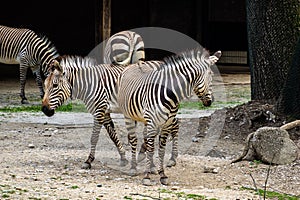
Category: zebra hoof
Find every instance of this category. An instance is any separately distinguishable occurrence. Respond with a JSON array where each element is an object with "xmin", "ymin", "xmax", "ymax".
[
  {"xmin": 142, "ymin": 178, "xmax": 152, "ymax": 186},
  {"xmin": 129, "ymin": 168, "xmax": 137, "ymax": 176},
  {"xmin": 160, "ymin": 177, "xmax": 168, "ymax": 185},
  {"xmin": 166, "ymin": 159, "xmax": 176, "ymax": 167},
  {"xmin": 150, "ymin": 167, "xmax": 158, "ymax": 174},
  {"xmin": 120, "ymin": 159, "xmax": 129, "ymax": 167},
  {"xmin": 81, "ymin": 162, "xmax": 91, "ymax": 169},
  {"xmin": 137, "ymin": 152, "xmax": 146, "ymax": 162},
  {"xmin": 21, "ymin": 99, "xmax": 29, "ymax": 104}
]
